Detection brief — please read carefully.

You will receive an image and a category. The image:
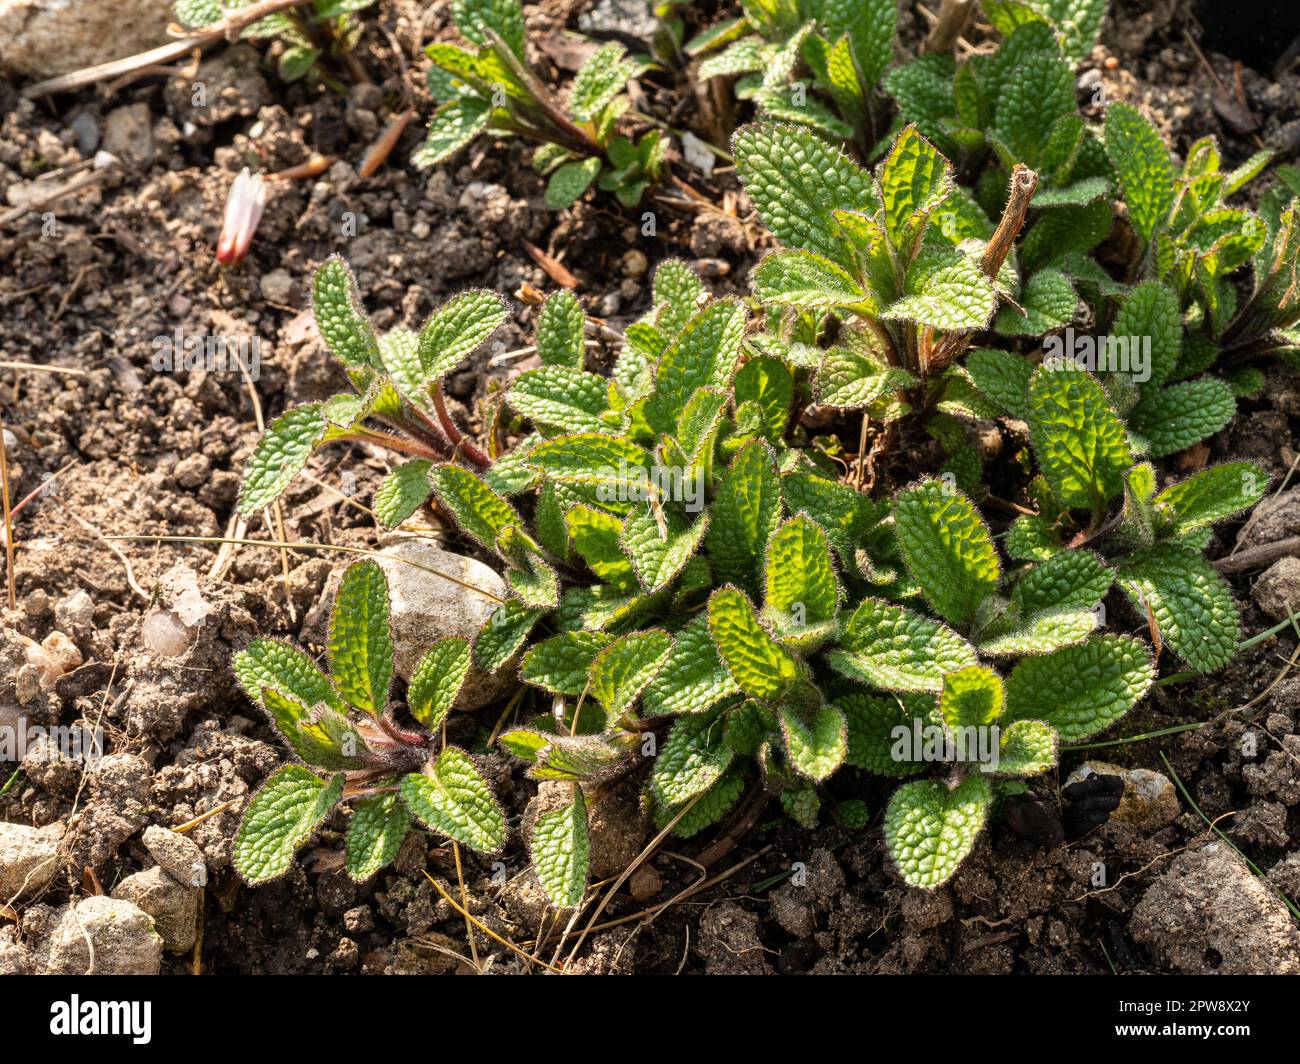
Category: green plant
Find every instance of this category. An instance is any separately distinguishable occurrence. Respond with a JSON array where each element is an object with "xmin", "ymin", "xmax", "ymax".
[
  {"xmin": 174, "ymin": 0, "xmax": 375, "ymax": 82},
  {"xmin": 416, "ymin": 0, "xmax": 664, "ymax": 208},
  {"xmin": 882, "ymin": 13, "xmax": 1300, "ymax": 458},
  {"xmin": 235, "ymin": 254, "xmax": 508, "ymax": 519},
  {"xmin": 687, "ymin": 0, "xmax": 897, "ymax": 151},
  {"xmin": 235, "ymin": 187, "xmax": 1272, "ymax": 895},
  {"xmin": 734, "ymin": 119, "xmax": 1031, "ymax": 418},
  {"xmin": 231, "ymin": 560, "xmax": 505, "ymax": 884}
]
